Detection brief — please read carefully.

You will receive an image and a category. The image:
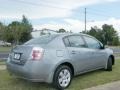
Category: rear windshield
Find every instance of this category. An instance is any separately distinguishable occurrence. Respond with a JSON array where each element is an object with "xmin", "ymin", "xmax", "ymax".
[{"xmin": 24, "ymin": 35, "xmax": 58, "ymax": 45}]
